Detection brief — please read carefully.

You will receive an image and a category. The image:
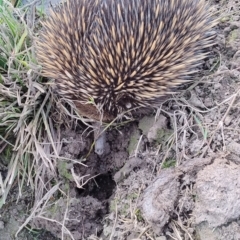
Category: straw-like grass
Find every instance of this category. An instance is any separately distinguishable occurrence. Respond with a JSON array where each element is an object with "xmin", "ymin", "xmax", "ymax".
[{"xmin": 0, "ymin": 0, "xmax": 78, "ymax": 209}]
